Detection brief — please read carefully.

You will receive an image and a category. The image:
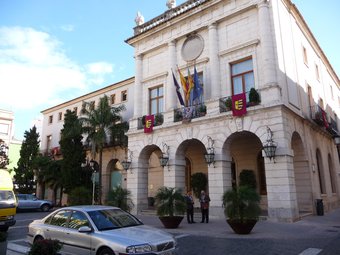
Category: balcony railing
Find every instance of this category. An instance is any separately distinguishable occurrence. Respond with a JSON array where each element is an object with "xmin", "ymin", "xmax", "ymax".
[
  {"xmin": 219, "ymin": 90, "xmax": 261, "ymax": 113},
  {"xmin": 133, "ymin": 0, "xmax": 211, "ymax": 36},
  {"xmin": 310, "ymin": 105, "xmax": 328, "ymax": 127},
  {"xmin": 137, "ymin": 113, "xmax": 164, "ymax": 130},
  {"xmin": 174, "ymin": 103, "xmax": 207, "ymax": 122},
  {"xmin": 327, "ymin": 116, "xmax": 339, "ymax": 136}
]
